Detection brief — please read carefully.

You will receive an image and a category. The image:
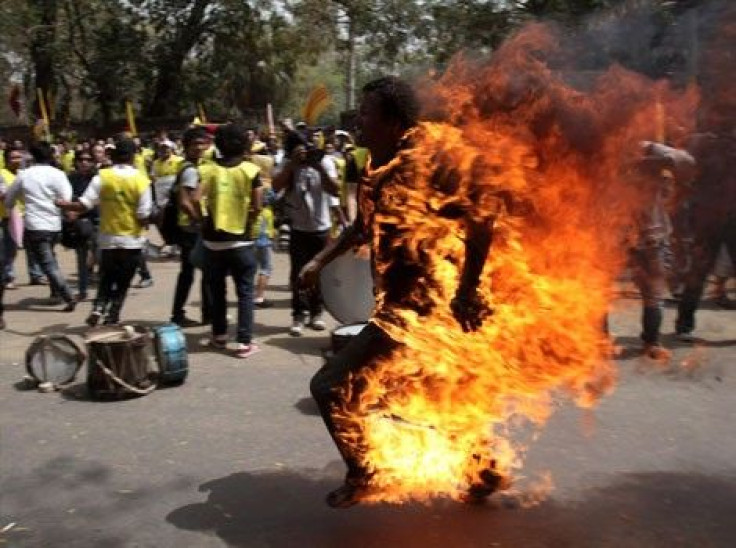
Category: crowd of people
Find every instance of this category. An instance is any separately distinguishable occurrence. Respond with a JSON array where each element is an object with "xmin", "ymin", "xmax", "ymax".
[{"xmin": 0, "ymin": 119, "xmax": 368, "ymax": 346}]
